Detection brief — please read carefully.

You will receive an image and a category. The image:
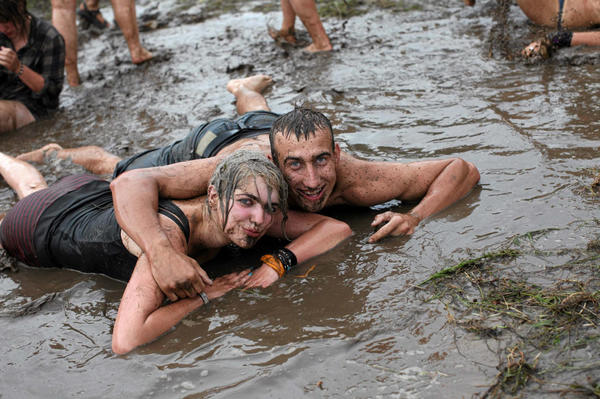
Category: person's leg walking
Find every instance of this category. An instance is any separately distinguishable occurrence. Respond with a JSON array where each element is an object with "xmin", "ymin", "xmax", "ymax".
[
  {"xmin": 289, "ymin": 0, "xmax": 331, "ymax": 52},
  {"xmin": 51, "ymin": 0, "xmax": 80, "ymax": 86},
  {"xmin": 109, "ymin": 0, "xmax": 153, "ymax": 64}
]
